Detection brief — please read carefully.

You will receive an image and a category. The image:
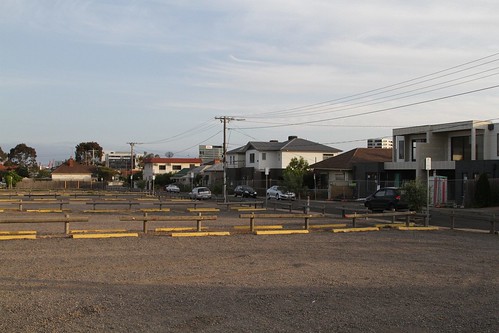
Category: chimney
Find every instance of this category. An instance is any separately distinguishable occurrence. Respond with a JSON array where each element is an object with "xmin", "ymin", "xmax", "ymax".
[
  {"xmin": 67, "ymin": 158, "xmax": 74, "ymax": 167},
  {"xmin": 288, "ymin": 136, "xmax": 298, "ymax": 141}
]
